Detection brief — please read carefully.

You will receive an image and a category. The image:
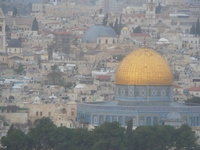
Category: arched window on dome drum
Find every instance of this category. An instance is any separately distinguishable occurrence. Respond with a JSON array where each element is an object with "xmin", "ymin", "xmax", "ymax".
[
  {"xmin": 99, "ymin": 115, "xmax": 104, "ymax": 124},
  {"xmin": 105, "ymin": 39, "xmax": 108, "ymax": 44},
  {"xmin": 146, "ymin": 117, "xmax": 151, "ymax": 126},
  {"xmin": 153, "ymin": 117, "xmax": 158, "ymax": 125},
  {"xmin": 140, "ymin": 117, "xmax": 144, "ymax": 126},
  {"xmin": 197, "ymin": 117, "xmax": 199, "ymax": 126},
  {"xmin": 125, "ymin": 116, "xmax": 131, "ymax": 125},
  {"xmin": 113, "ymin": 39, "xmax": 115, "ymax": 44},
  {"xmin": 112, "ymin": 116, "xmax": 117, "ymax": 122},
  {"xmin": 133, "ymin": 118, "xmax": 136, "ymax": 125},
  {"xmin": 105, "ymin": 116, "xmax": 110, "ymax": 122},
  {"xmin": 99, "ymin": 39, "xmax": 101, "ymax": 43},
  {"xmin": 93, "ymin": 115, "xmax": 97, "ymax": 124},
  {"xmin": 183, "ymin": 117, "xmax": 187, "ymax": 124},
  {"xmin": 118, "ymin": 116, "xmax": 123, "ymax": 125}
]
